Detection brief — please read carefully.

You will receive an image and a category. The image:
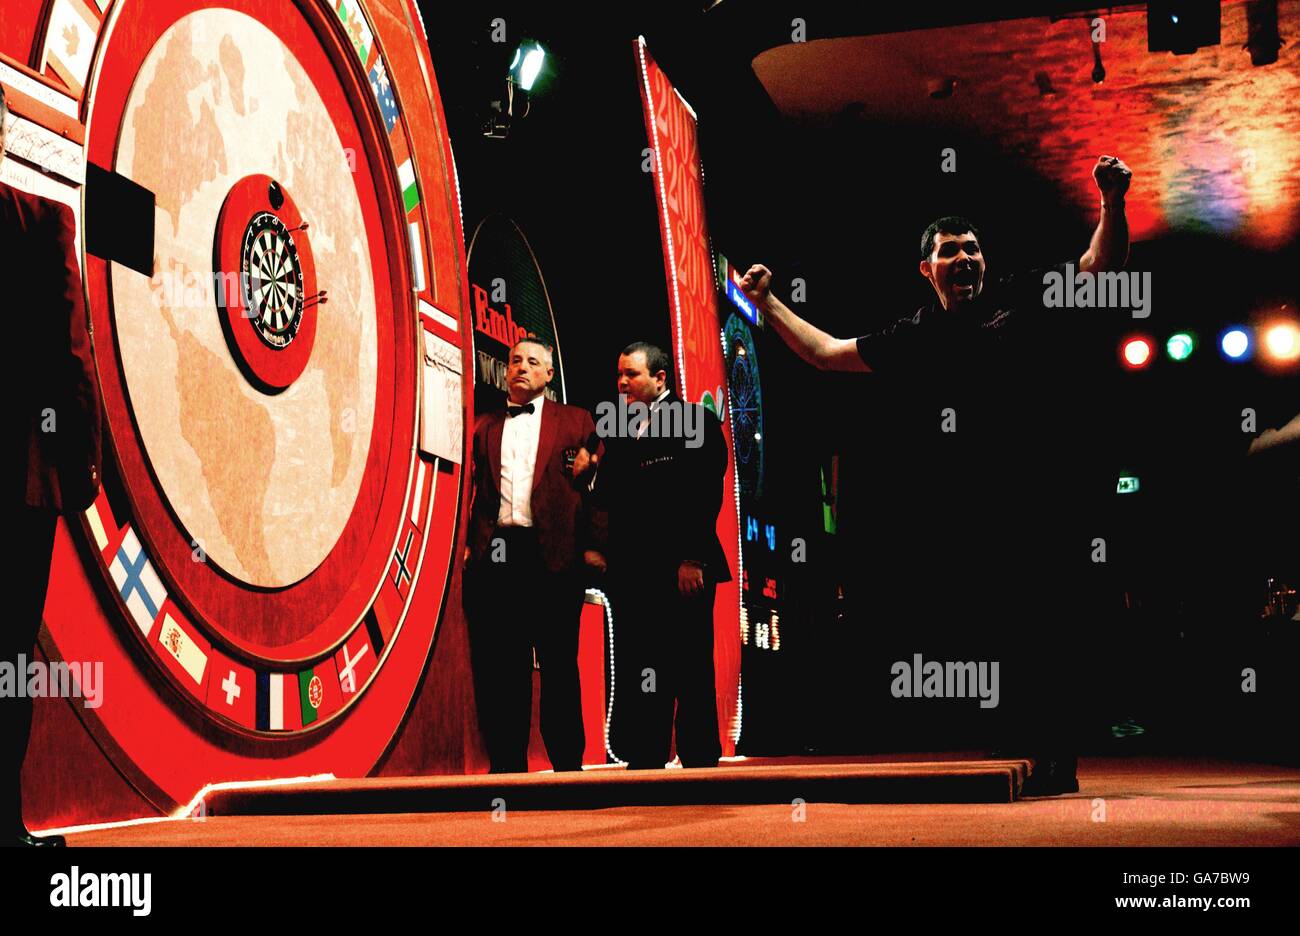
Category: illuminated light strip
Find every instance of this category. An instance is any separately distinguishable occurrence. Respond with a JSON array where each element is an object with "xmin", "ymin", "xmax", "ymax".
[
  {"xmin": 409, "ymin": 0, "xmax": 429, "ymax": 41},
  {"xmin": 722, "ymin": 325, "xmax": 744, "ymax": 746},
  {"xmin": 449, "ymin": 140, "xmax": 466, "ymax": 247},
  {"xmin": 419, "ymin": 298, "xmax": 457, "ymax": 331},
  {"xmin": 672, "ymin": 86, "xmax": 698, "ymax": 121},
  {"xmin": 734, "ymin": 675, "xmax": 744, "ymax": 746},
  {"xmin": 35, "ymin": 774, "xmax": 337, "ymax": 836},
  {"xmin": 170, "ymin": 774, "xmax": 337, "ymax": 819},
  {"xmin": 636, "ymin": 37, "xmax": 688, "ymax": 400},
  {"xmin": 587, "ymin": 587, "xmax": 625, "ymax": 765}
]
